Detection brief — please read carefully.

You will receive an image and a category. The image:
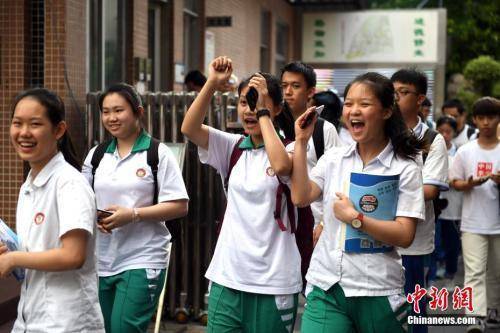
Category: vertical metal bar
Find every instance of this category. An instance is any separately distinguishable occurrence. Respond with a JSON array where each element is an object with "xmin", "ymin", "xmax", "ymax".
[
  {"xmin": 171, "ymin": 92, "xmax": 179, "ymax": 143},
  {"xmin": 221, "ymin": 92, "xmax": 228, "ymax": 132},
  {"xmin": 86, "ymin": 93, "xmax": 94, "ymax": 150},
  {"xmin": 145, "ymin": 93, "xmax": 154, "ymax": 134},
  {"xmin": 159, "ymin": 93, "xmax": 168, "ymax": 142}
]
